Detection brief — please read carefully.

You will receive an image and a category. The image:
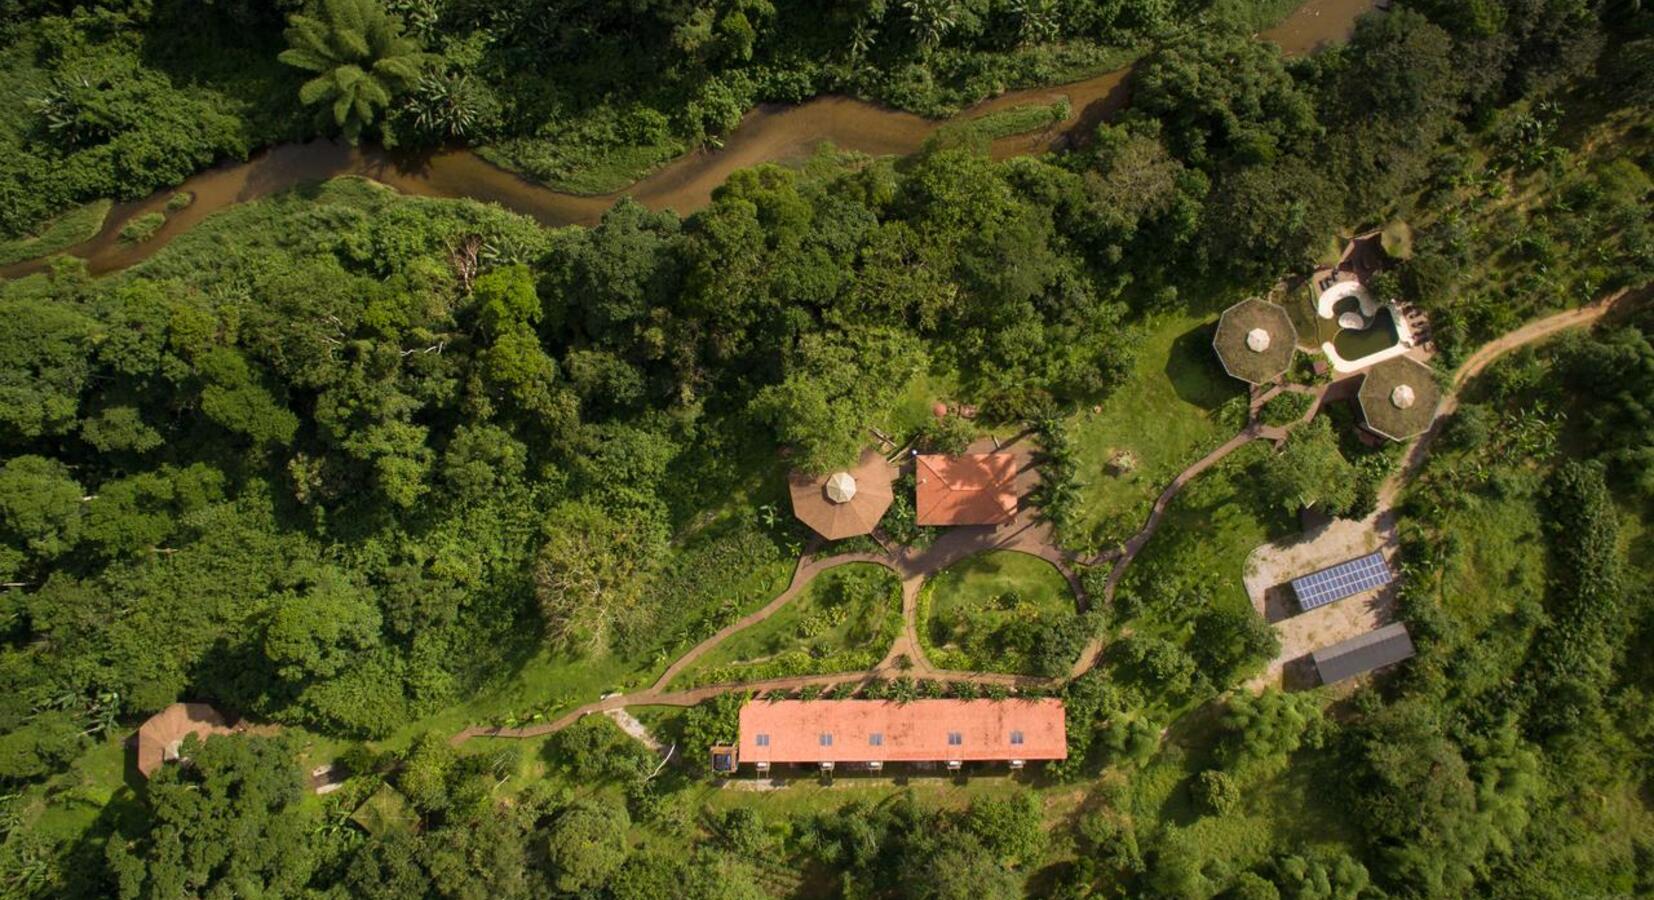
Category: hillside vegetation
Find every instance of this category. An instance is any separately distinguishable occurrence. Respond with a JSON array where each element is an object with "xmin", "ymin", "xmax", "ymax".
[{"xmin": 0, "ymin": 1, "xmax": 1649, "ymax": 898}]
